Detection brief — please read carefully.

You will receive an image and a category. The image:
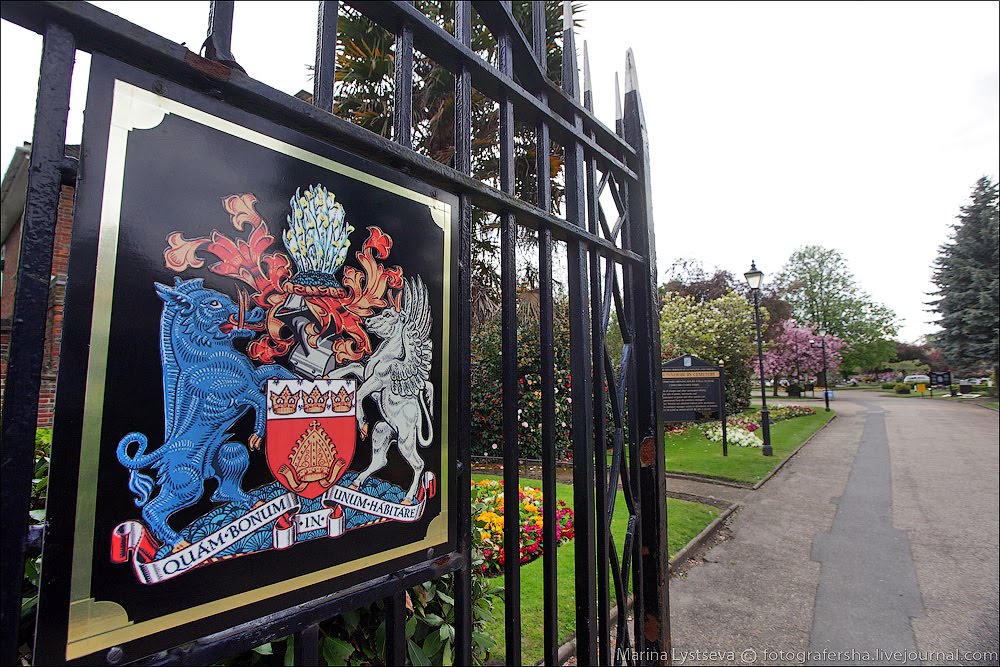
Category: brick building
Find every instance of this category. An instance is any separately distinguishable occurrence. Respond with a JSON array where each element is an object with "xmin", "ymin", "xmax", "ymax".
[{"xmin": 0, "ymin": 143, "xmax": 77, "ymax": 429}]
